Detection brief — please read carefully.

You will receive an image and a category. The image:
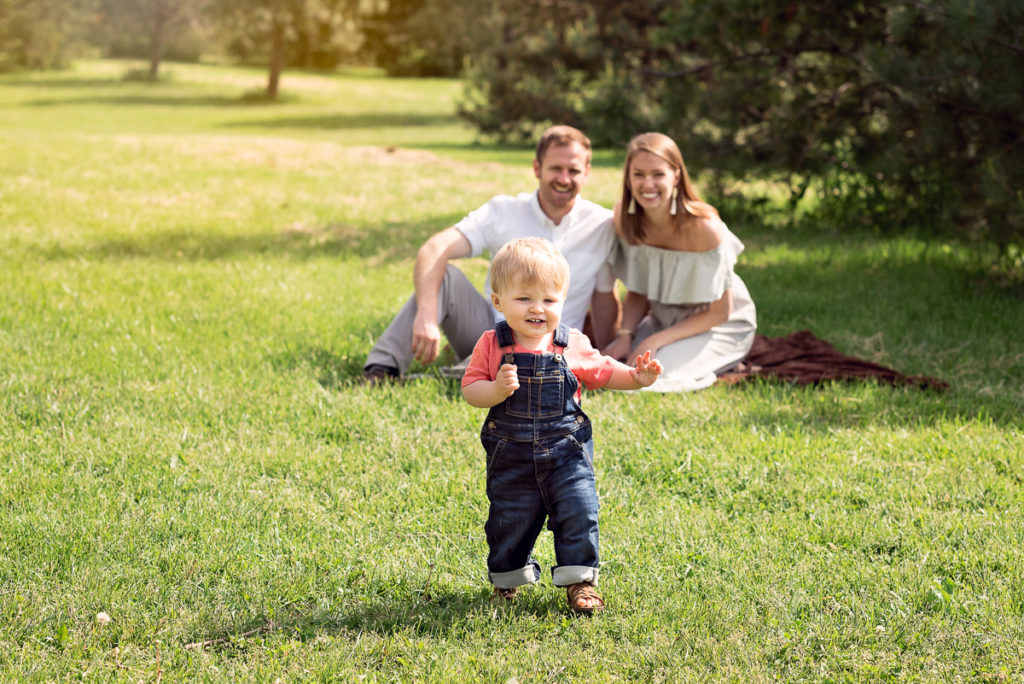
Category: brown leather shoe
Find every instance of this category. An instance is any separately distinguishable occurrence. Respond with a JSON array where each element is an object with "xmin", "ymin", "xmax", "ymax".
[
  {"xmin": 567, "ymin": 581, "xmax": 605, "ymax": 614},
  {"xmin": 491, "ymin": 586, "xmax": 518, "ymax": 602},
  {"xmin": 362, "ymin": 364, "xmax": 400, "ymax": 386}
]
